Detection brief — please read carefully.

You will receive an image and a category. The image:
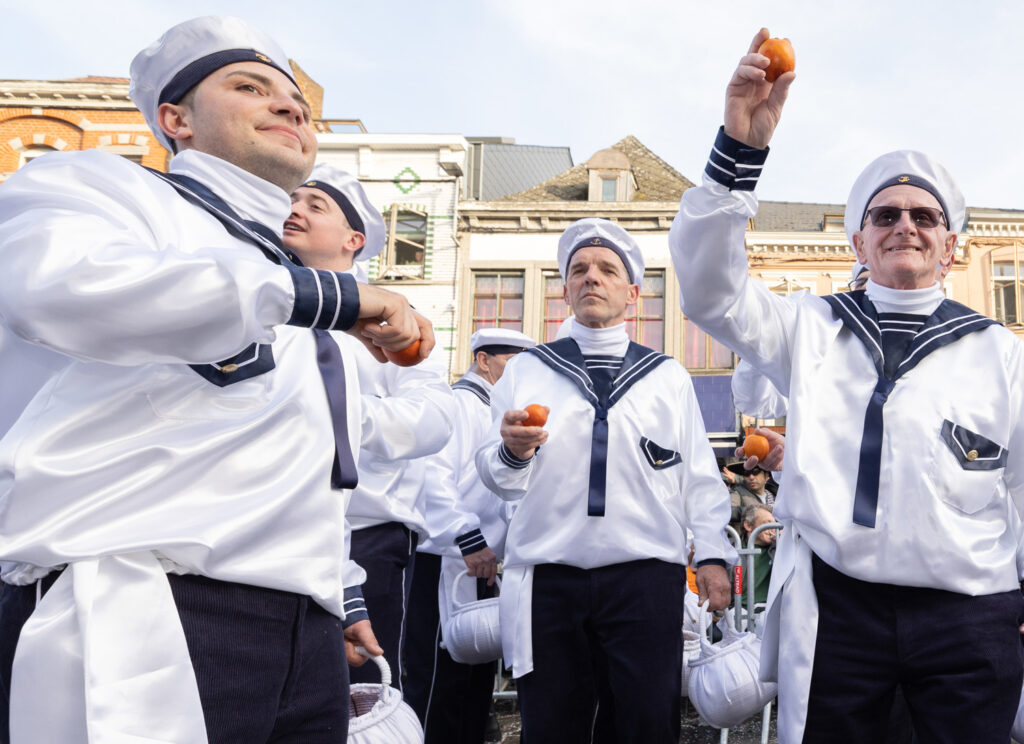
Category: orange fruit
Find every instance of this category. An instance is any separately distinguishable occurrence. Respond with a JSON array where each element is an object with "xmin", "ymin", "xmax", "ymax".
[
  {"xmin": 383, "ymin": 339, "xmax": 423, "ymax": 367},
  {"xmin": 757, "ymin": 37, "xmax": 795, "ymax": 83},
  {"xmin": 743, "ymin": 433, "xmax": 770, "ymax": 461},
  {"xmin": 522, "ymin": 404, "xmax": 548, "ymax": 428}
]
